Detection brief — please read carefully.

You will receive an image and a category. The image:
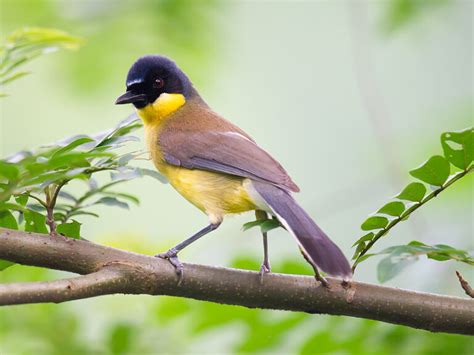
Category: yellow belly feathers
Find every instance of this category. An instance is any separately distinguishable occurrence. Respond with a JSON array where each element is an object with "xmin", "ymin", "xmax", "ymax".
[{"xmin": 137, "ymin": 93, "xmax": 258, "ymax": 223}]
